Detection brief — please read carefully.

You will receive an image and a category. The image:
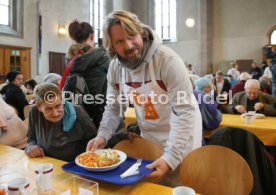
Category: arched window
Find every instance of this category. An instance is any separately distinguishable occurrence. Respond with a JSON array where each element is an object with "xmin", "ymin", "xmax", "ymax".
[{"xmin": 271, "ymin": 29, "xmax": 276, "ymax": 45}]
